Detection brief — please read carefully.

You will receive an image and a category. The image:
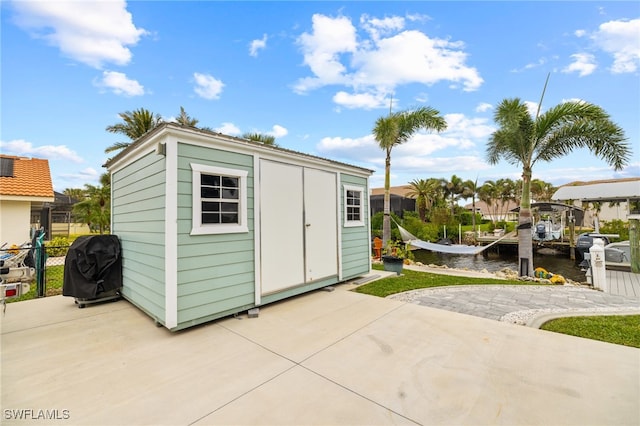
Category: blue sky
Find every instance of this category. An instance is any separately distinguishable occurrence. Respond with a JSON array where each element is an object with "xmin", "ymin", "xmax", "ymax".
[{"xmin": 1, "ymin": 1, "xmax": 639, "ymax": 192}]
